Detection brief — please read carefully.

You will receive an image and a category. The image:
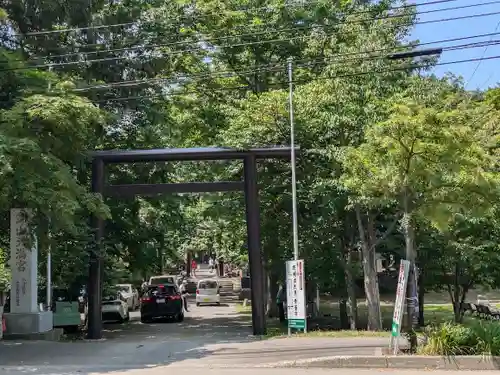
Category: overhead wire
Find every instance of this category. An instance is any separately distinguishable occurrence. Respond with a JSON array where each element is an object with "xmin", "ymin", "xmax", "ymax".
[
  {"xmin": 3, "ymin": 10, "xmax": 500, "ymax": 72},
  {"xmin": 465, "ymin": 19, "xmax": 500, "ymax": 89},
  {"xmin": 66, "ymin": 39, "xmax": 500, "ymax": 92},
  {"xmin": 14, "ymin": 0, "xmax": 463, "ymax": 37},
  {"xmin": 12, "ymin": 1, "xmax": 500, "ymax": 64},
  {"xmin": 90, "ymin": 55, "xmax": 500, "ymax": 104}
]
